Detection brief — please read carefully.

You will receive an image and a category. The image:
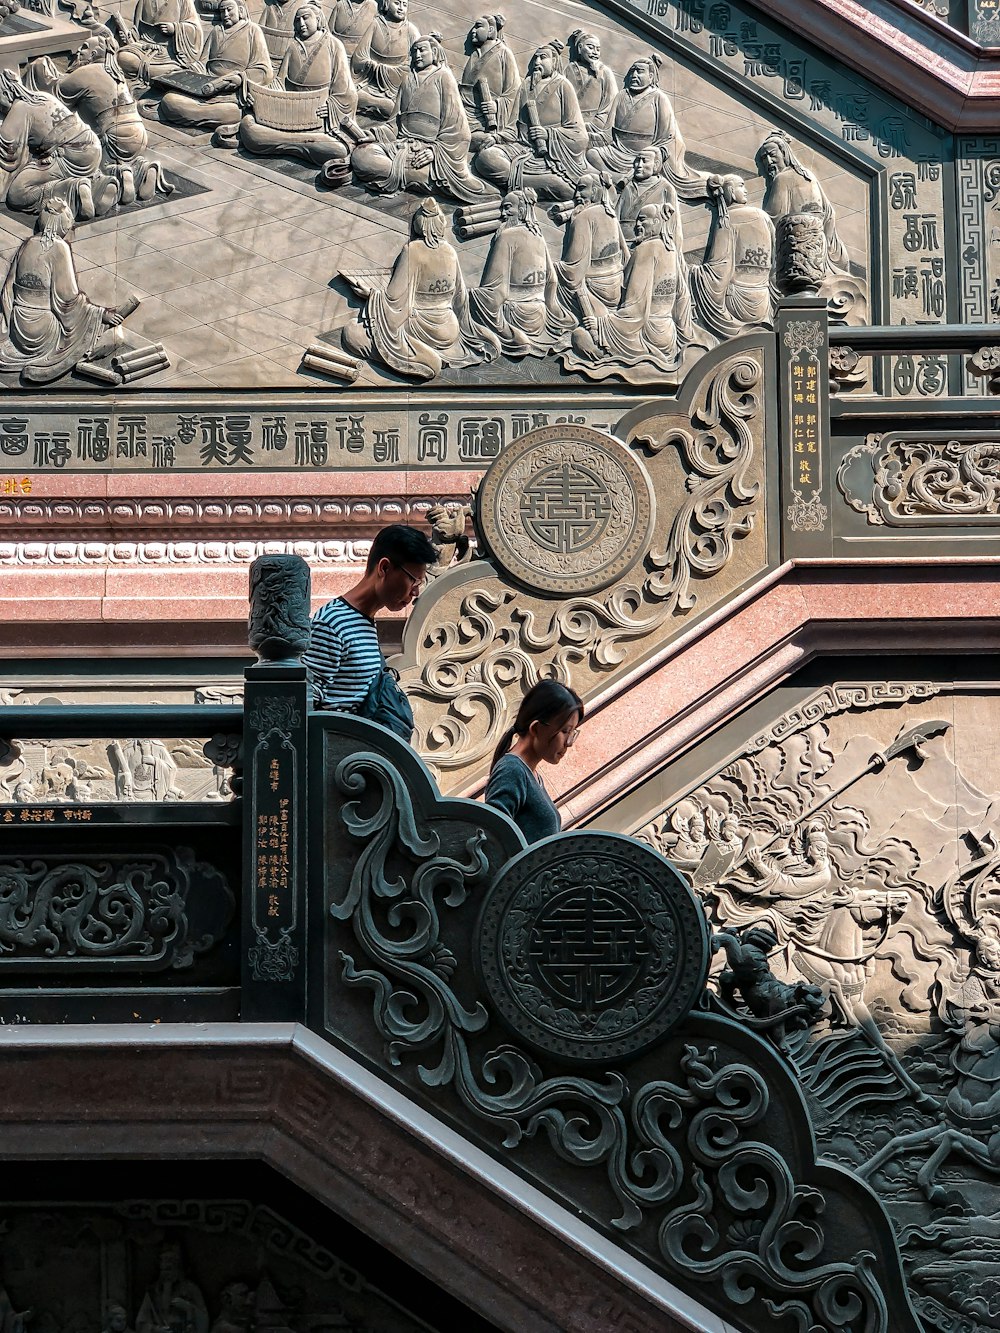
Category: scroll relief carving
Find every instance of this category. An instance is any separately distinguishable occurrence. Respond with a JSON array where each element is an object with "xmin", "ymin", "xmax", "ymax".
[
  {"xmin": 400, "ymin": 353, "xmax": 765, "ymax": 781},
  {"xmin": 0, "ymin": 1205, "xmax": 430, "ymax": 1333},
  {"xmin": 838, "ymin": 431, "xmax": 1000, "ymax": 526},
  {"xmin": 0, "ymin": 0, "xmax": 870, "ymax": 392},
  {"xmin": 329, "ymin": 748, "xmax": 897, "ymax": 1331},
  {"xmin": 635, "ymin": 681, "xmax": 1000, "ymax": 1333}
]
